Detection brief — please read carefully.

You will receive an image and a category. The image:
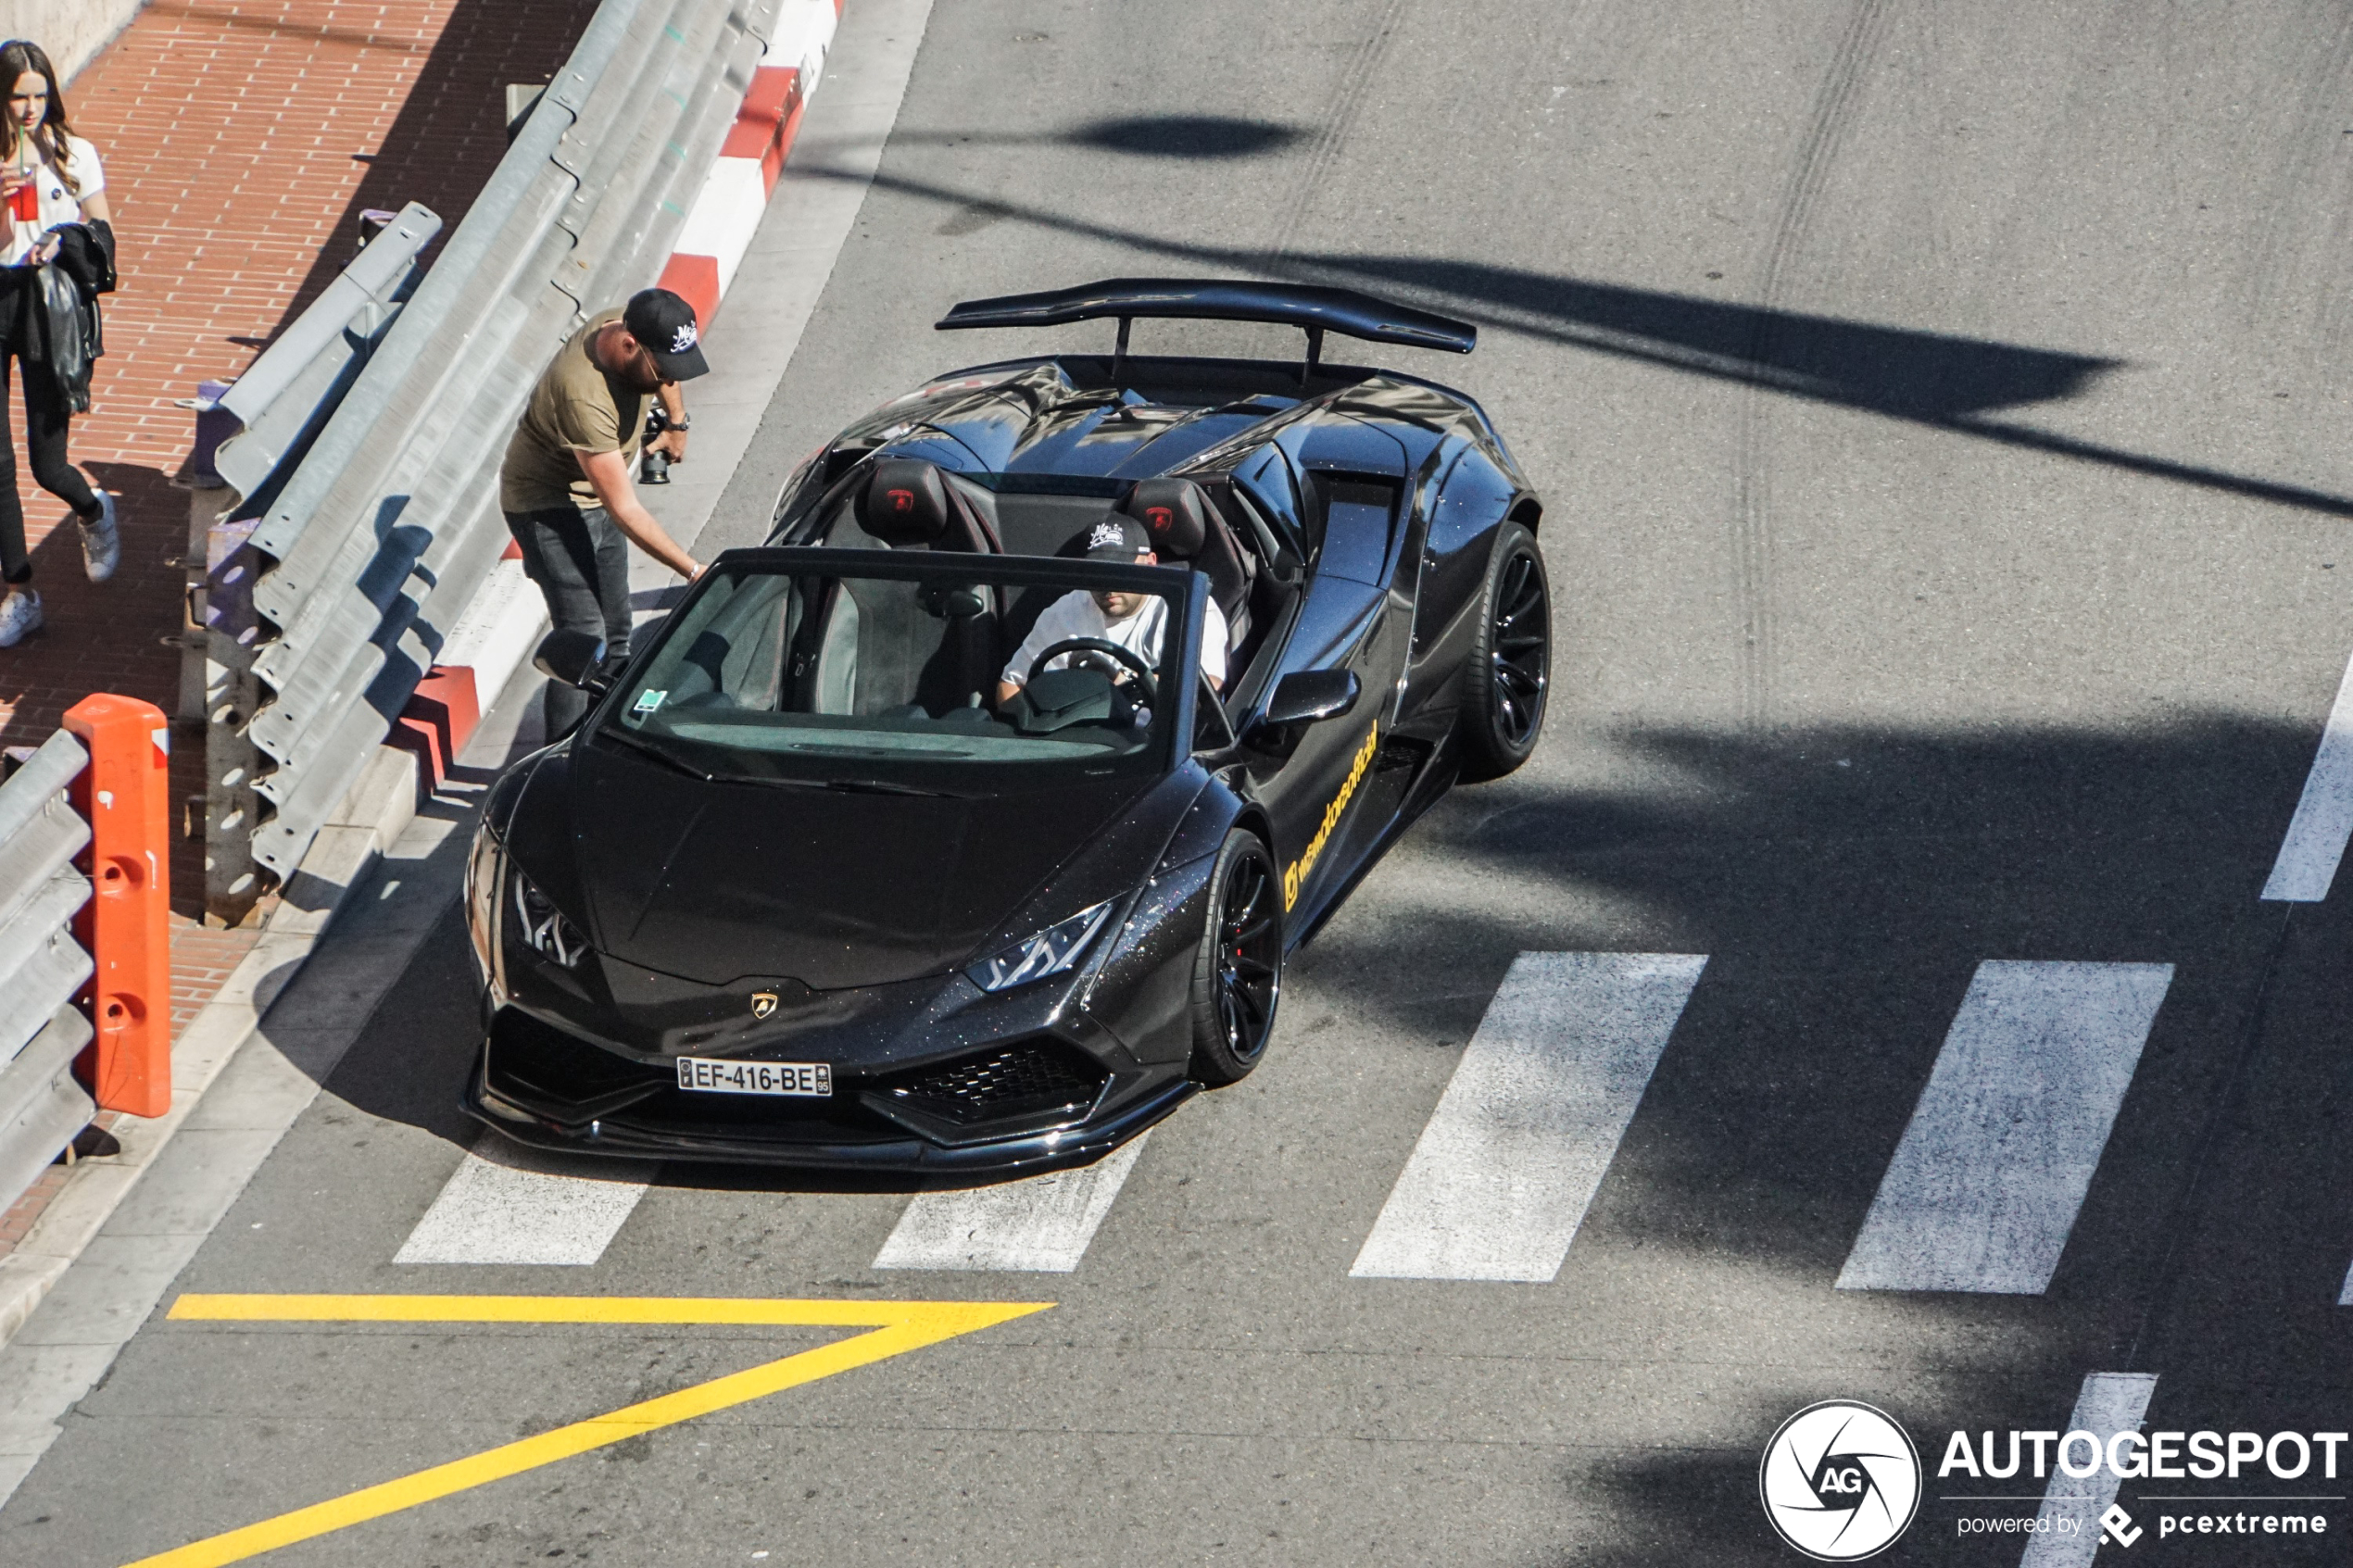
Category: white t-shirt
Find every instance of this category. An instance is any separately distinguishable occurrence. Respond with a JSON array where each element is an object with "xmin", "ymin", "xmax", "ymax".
[
  {"xmin": 1002, "ymin": 588, "xmax": 1229, "ymax": 692},
  {"xmin": 1, "ymin": 133, "xmax": 103, "ymax": 267}
]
